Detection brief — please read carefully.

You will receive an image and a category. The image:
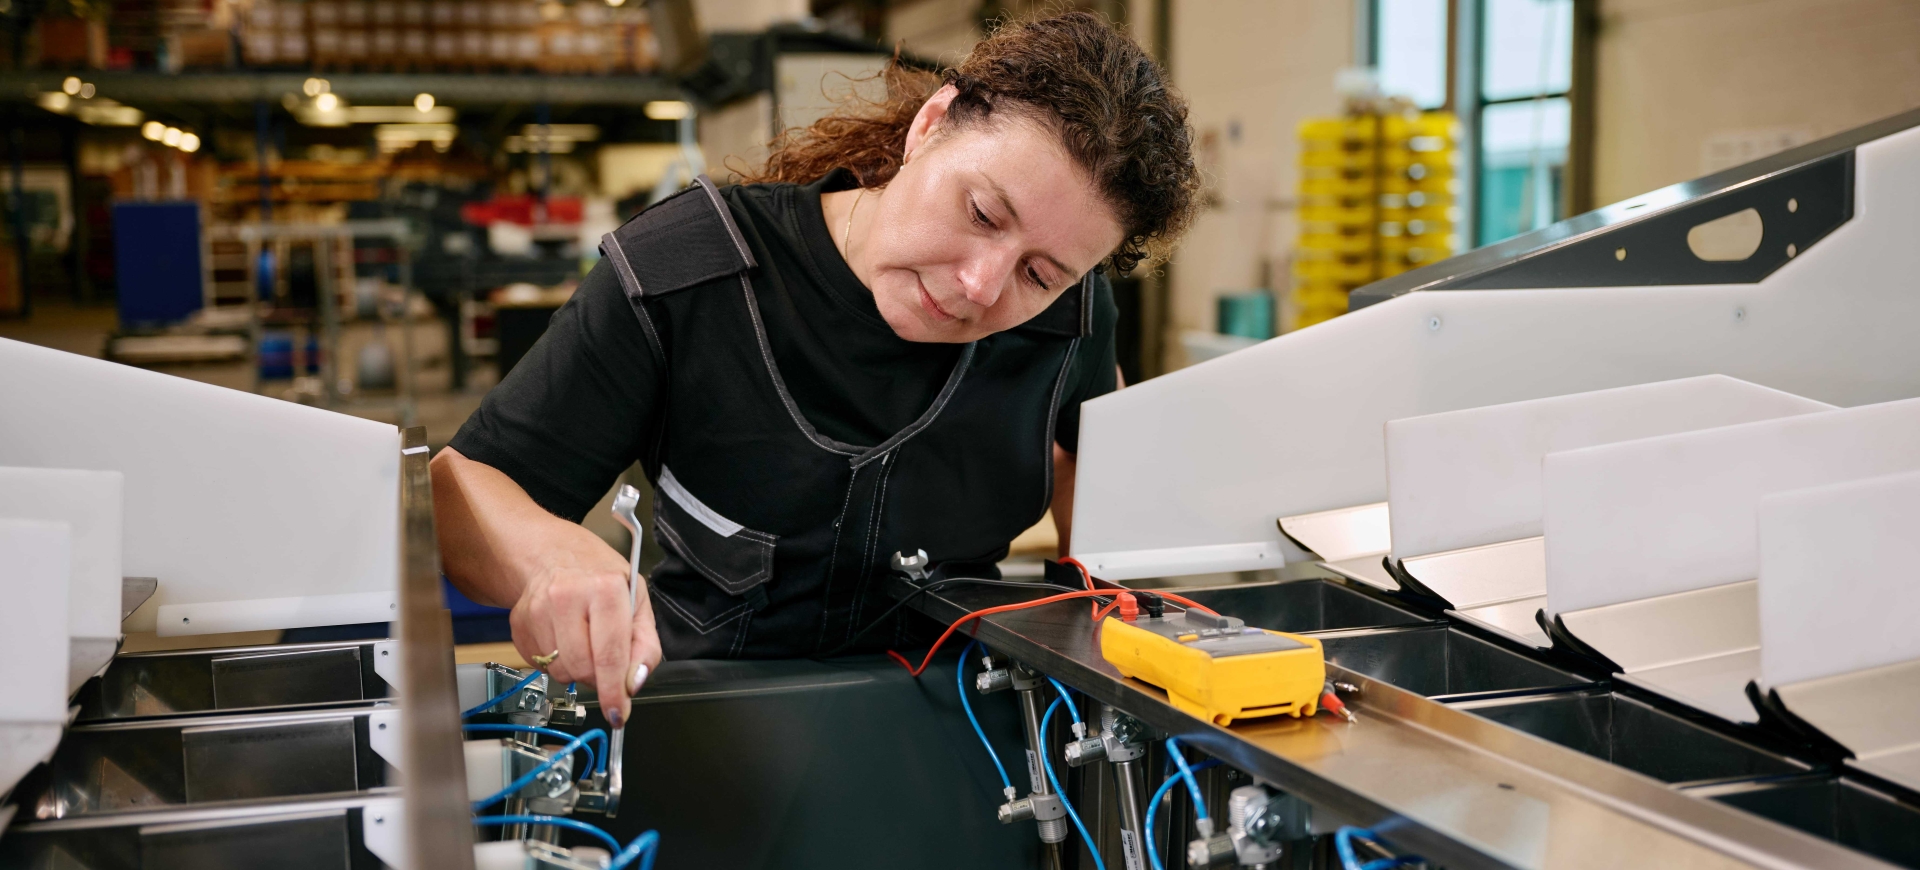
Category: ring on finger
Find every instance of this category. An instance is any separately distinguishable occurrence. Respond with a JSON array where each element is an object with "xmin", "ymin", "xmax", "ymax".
[{"xmin": 531, "ymin": 649, "xmax": 560, "ymax": 669}]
